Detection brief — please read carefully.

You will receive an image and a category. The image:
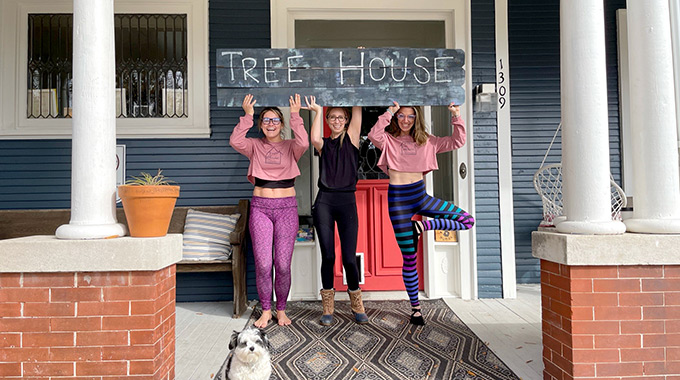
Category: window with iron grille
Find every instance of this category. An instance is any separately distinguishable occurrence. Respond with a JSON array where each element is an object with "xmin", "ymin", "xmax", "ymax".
[{"xmin": 27, "ymin": 13, "xmax": 188, "ymax": 119}]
